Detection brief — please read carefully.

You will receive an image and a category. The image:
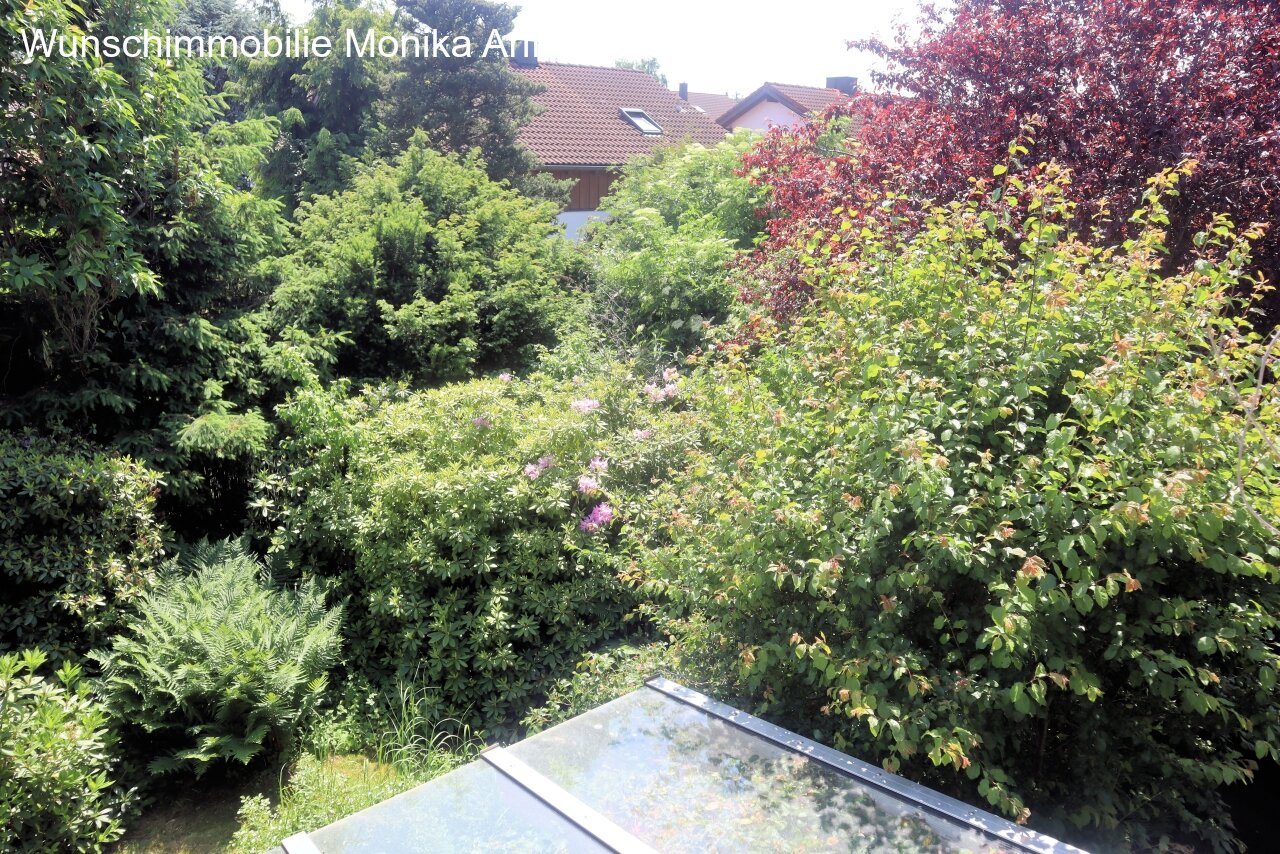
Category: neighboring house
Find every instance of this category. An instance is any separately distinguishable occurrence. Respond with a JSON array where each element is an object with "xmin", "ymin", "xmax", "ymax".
[
  {"xmin": 716, "ymin": 78, "xmax": 858, "ymax": 131},
  {"xmin": 511, "ymin": 50, "xmax": 727, "ymax": 239}
]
